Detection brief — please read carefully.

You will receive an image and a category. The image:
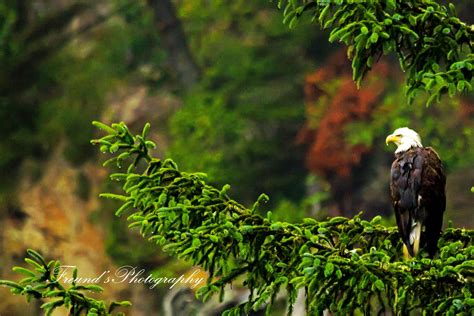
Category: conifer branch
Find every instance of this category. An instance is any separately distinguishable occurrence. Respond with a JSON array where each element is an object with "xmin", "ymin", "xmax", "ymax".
[
  {"xmin": 91, "ymin": 121, "xmax": 474, "ymax": 315},
  {"xmin": 0, "ymin": 249, "xmax": 131, "ymax": 316},
  {"xmin": 276, "ymin": 0, "xmax": 474, "ymax": 105}
]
